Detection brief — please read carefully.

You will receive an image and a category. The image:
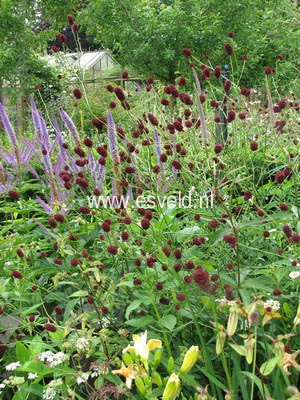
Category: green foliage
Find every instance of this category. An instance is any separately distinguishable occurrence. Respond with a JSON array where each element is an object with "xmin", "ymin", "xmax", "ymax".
[{"xmin": 80, "ymin": 0, "xmax": 300, "ymax": 89}]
